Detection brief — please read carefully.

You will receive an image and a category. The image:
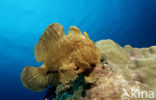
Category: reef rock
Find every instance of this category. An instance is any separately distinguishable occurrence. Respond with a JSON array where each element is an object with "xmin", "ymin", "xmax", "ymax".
[{"xmin": 82, "ymin": 39, "xmax": 156, "ymax": 100}]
